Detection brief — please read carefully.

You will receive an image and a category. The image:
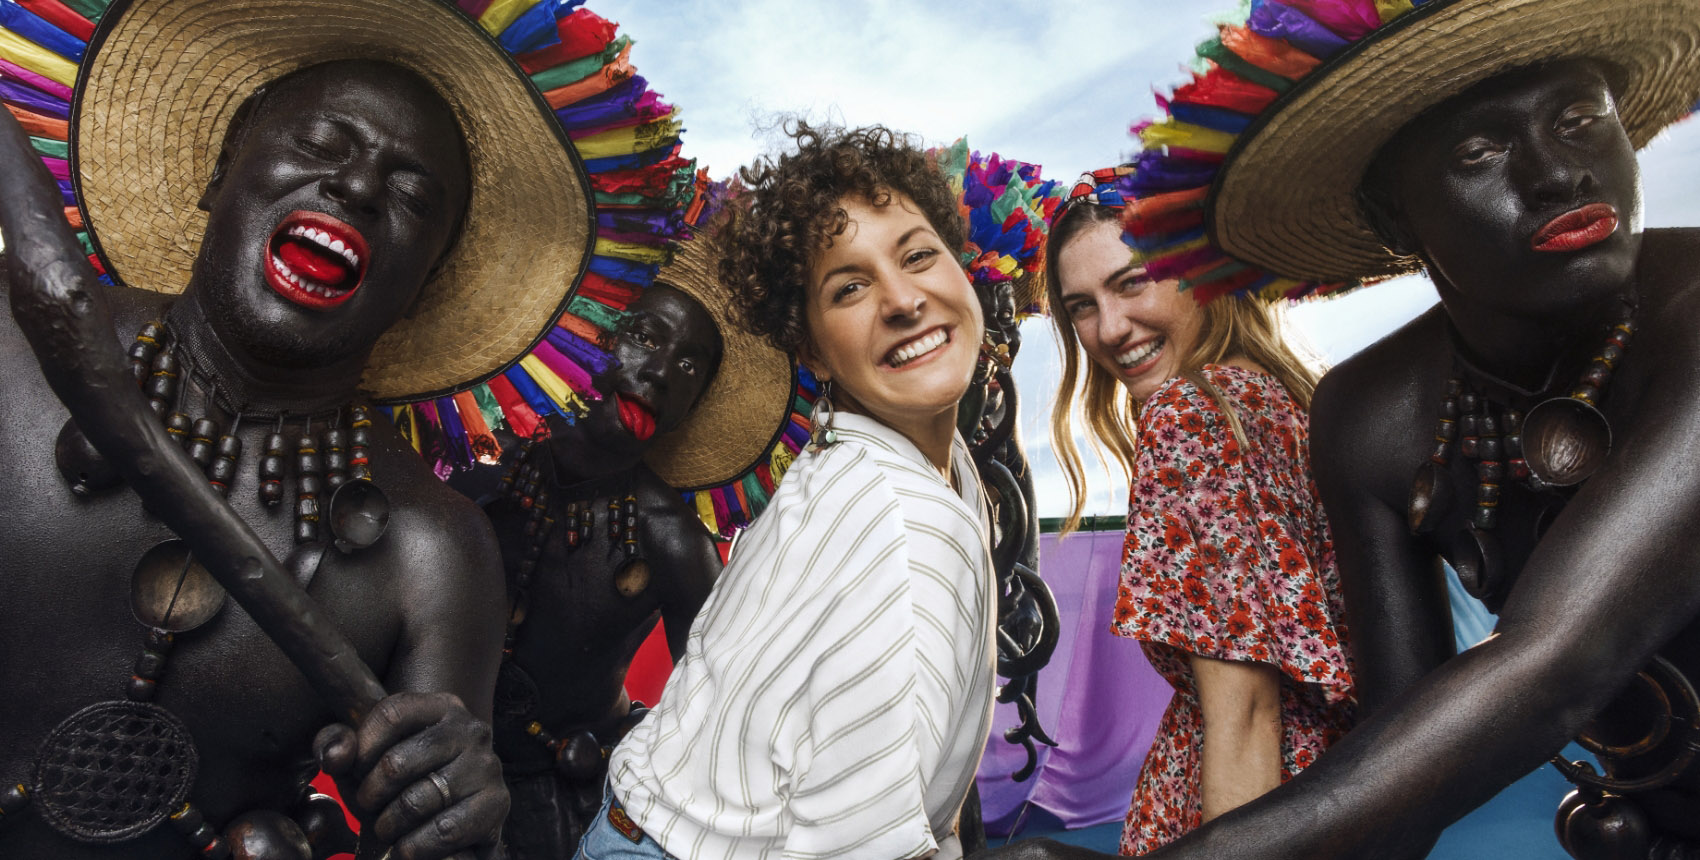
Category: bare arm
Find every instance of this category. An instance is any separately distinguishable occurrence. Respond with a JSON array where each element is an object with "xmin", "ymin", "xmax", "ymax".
[
  {"xmin": 646, "ymin": 483, "xmax": 723, "ymax": 661},
  {"xmin": 1310, "ymin": 357, "xmax": 1456, "ymax": 717},
  {"xmin": 974, "ymin": 302, "xmax": 1700, "ymax": 859},
  {"xmin": 1192, "ymin": 655, "xmax": 1282, "ymax": 822}
]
